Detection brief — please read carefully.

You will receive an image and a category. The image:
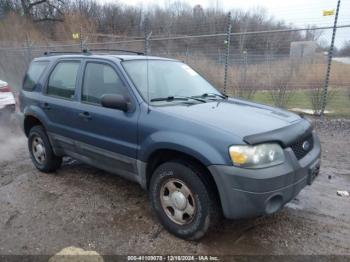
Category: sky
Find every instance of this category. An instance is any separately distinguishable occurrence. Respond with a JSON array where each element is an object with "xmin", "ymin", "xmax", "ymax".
[{"xmin": 102, "ymin": 0, "xmax": 350, "ymax": 47}]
